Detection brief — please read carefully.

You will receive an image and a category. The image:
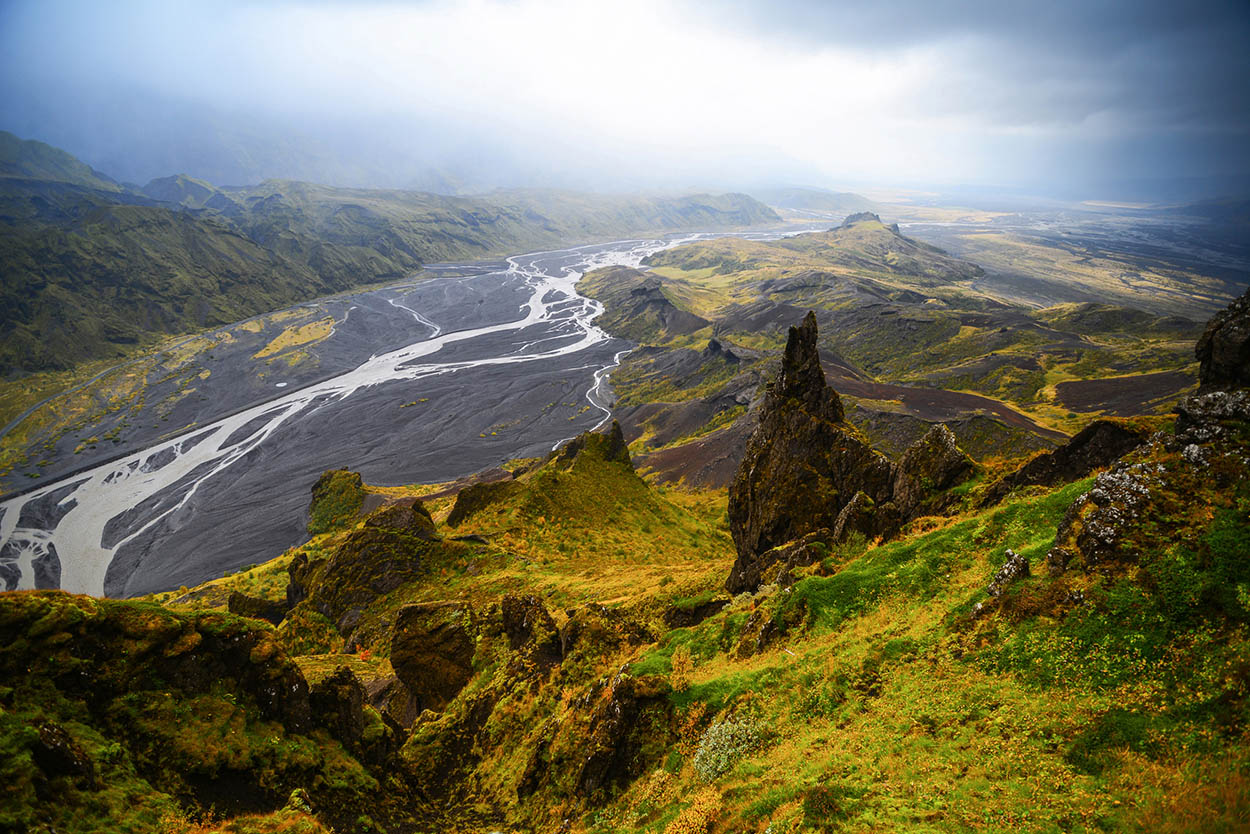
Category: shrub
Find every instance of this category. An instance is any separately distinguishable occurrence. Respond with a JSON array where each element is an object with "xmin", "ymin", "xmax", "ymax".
[
  {"xmin": 671, "ymin": 646, "xmax": 694, "ymax": 693},
  {"xmin": 692, "ymin": 716, "xmax": 762, "ymax": 782},
  {"xmin": 663, "ymin": 787, "xmax": 721, "ymax": 834}
]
